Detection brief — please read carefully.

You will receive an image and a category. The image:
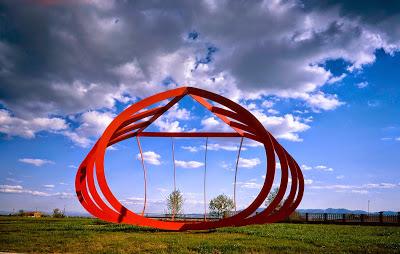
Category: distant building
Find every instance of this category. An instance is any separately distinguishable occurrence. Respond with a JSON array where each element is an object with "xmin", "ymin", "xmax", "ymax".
[
  {"xmin": 33, "ymin": 211, "xmax": 42, "ymax": 218},
  {"xmin": 23, "ymin": 211, "xmax": 43, "ymax": 218}
]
